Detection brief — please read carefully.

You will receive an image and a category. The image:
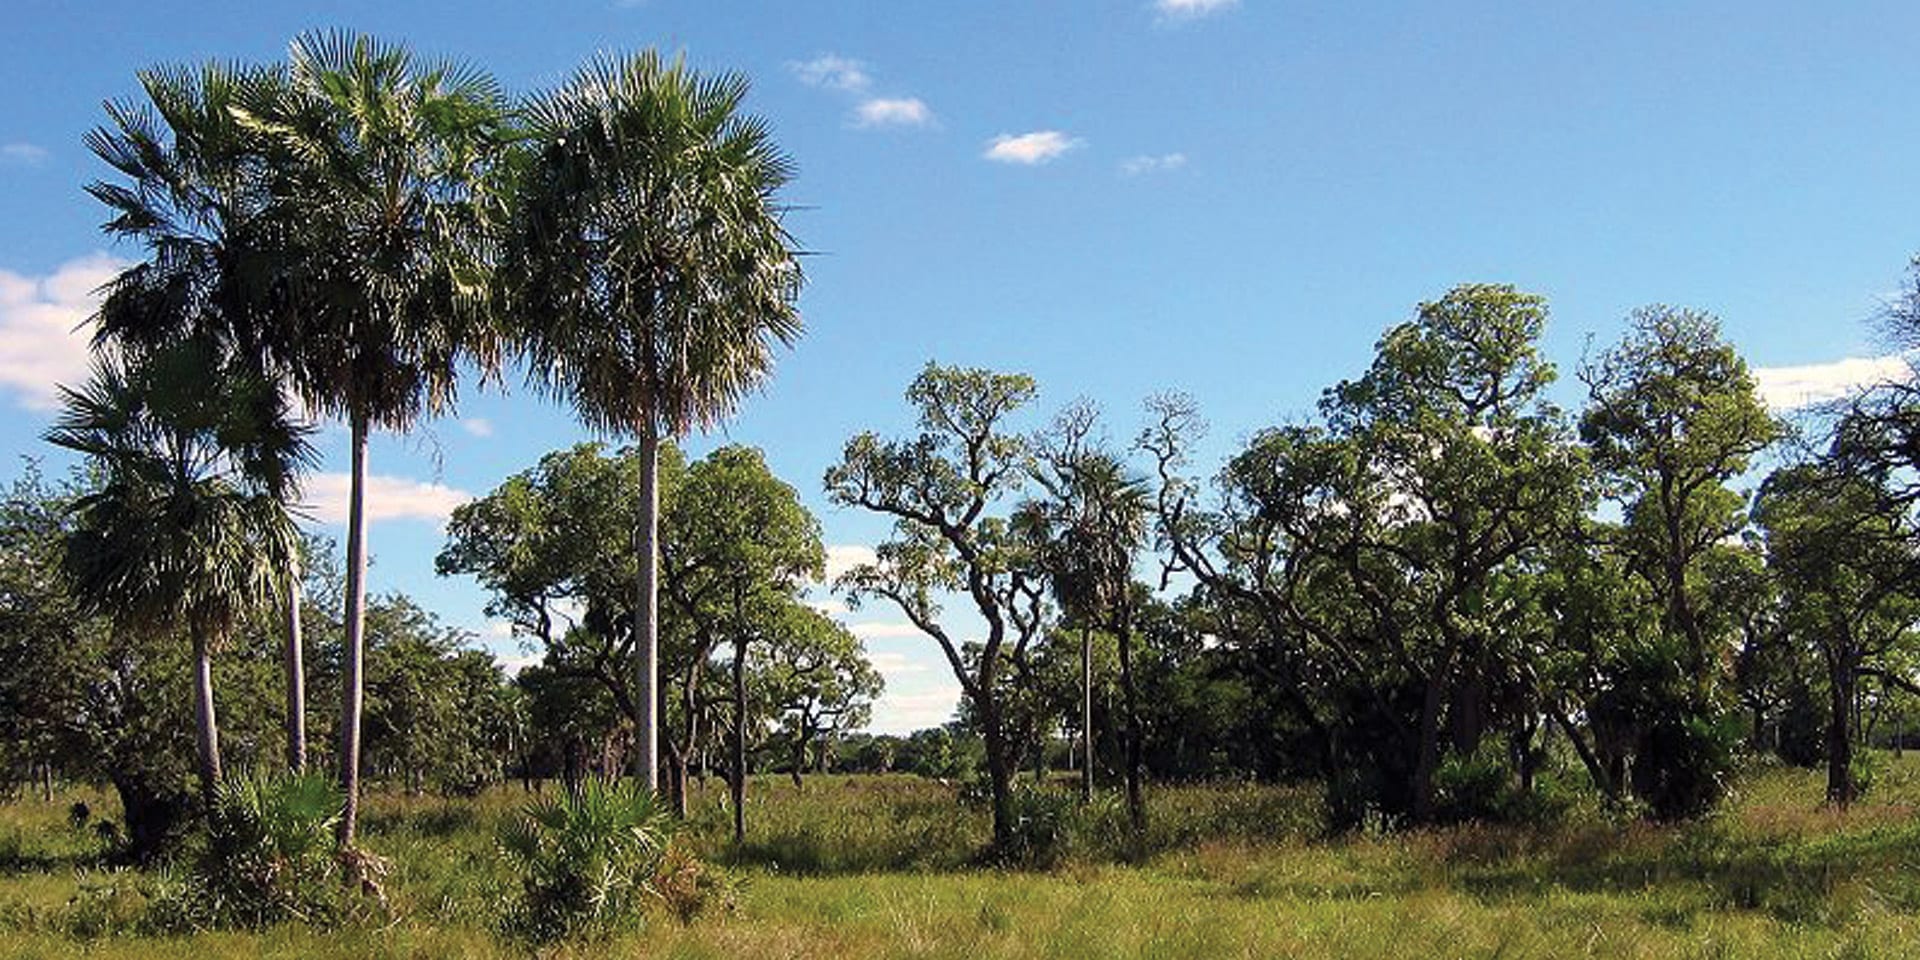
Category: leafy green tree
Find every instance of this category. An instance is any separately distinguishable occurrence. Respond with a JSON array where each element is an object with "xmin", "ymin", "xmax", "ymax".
[
  {"xmin": 827, "ymin": 363, "xmax": 1050, "ymax": 849},
  {"xmin": 0, "ymin": 465, "xmax": 195, "ymax": 858},
  {"xmin": 1148, "ymin": 286, "xmax": 1588, "ymax": 823},
  {"xmin": 48, "ymin": 340, "xmax": 308, "ymax": 808},
  {"xmin": 1578, "ymin": 306, "xmax": 1779, "ymax": 817},
  {"xmin": 758, "ymin": 602, "xmax": 883, "ymax": 786},
  {"xmin": 1757, "ymin": 463, "xmax": 1920, "ymax": 805},
  {"xmin": 503, "ymin": 50, "xmax": 804, "ymax": 793}
]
